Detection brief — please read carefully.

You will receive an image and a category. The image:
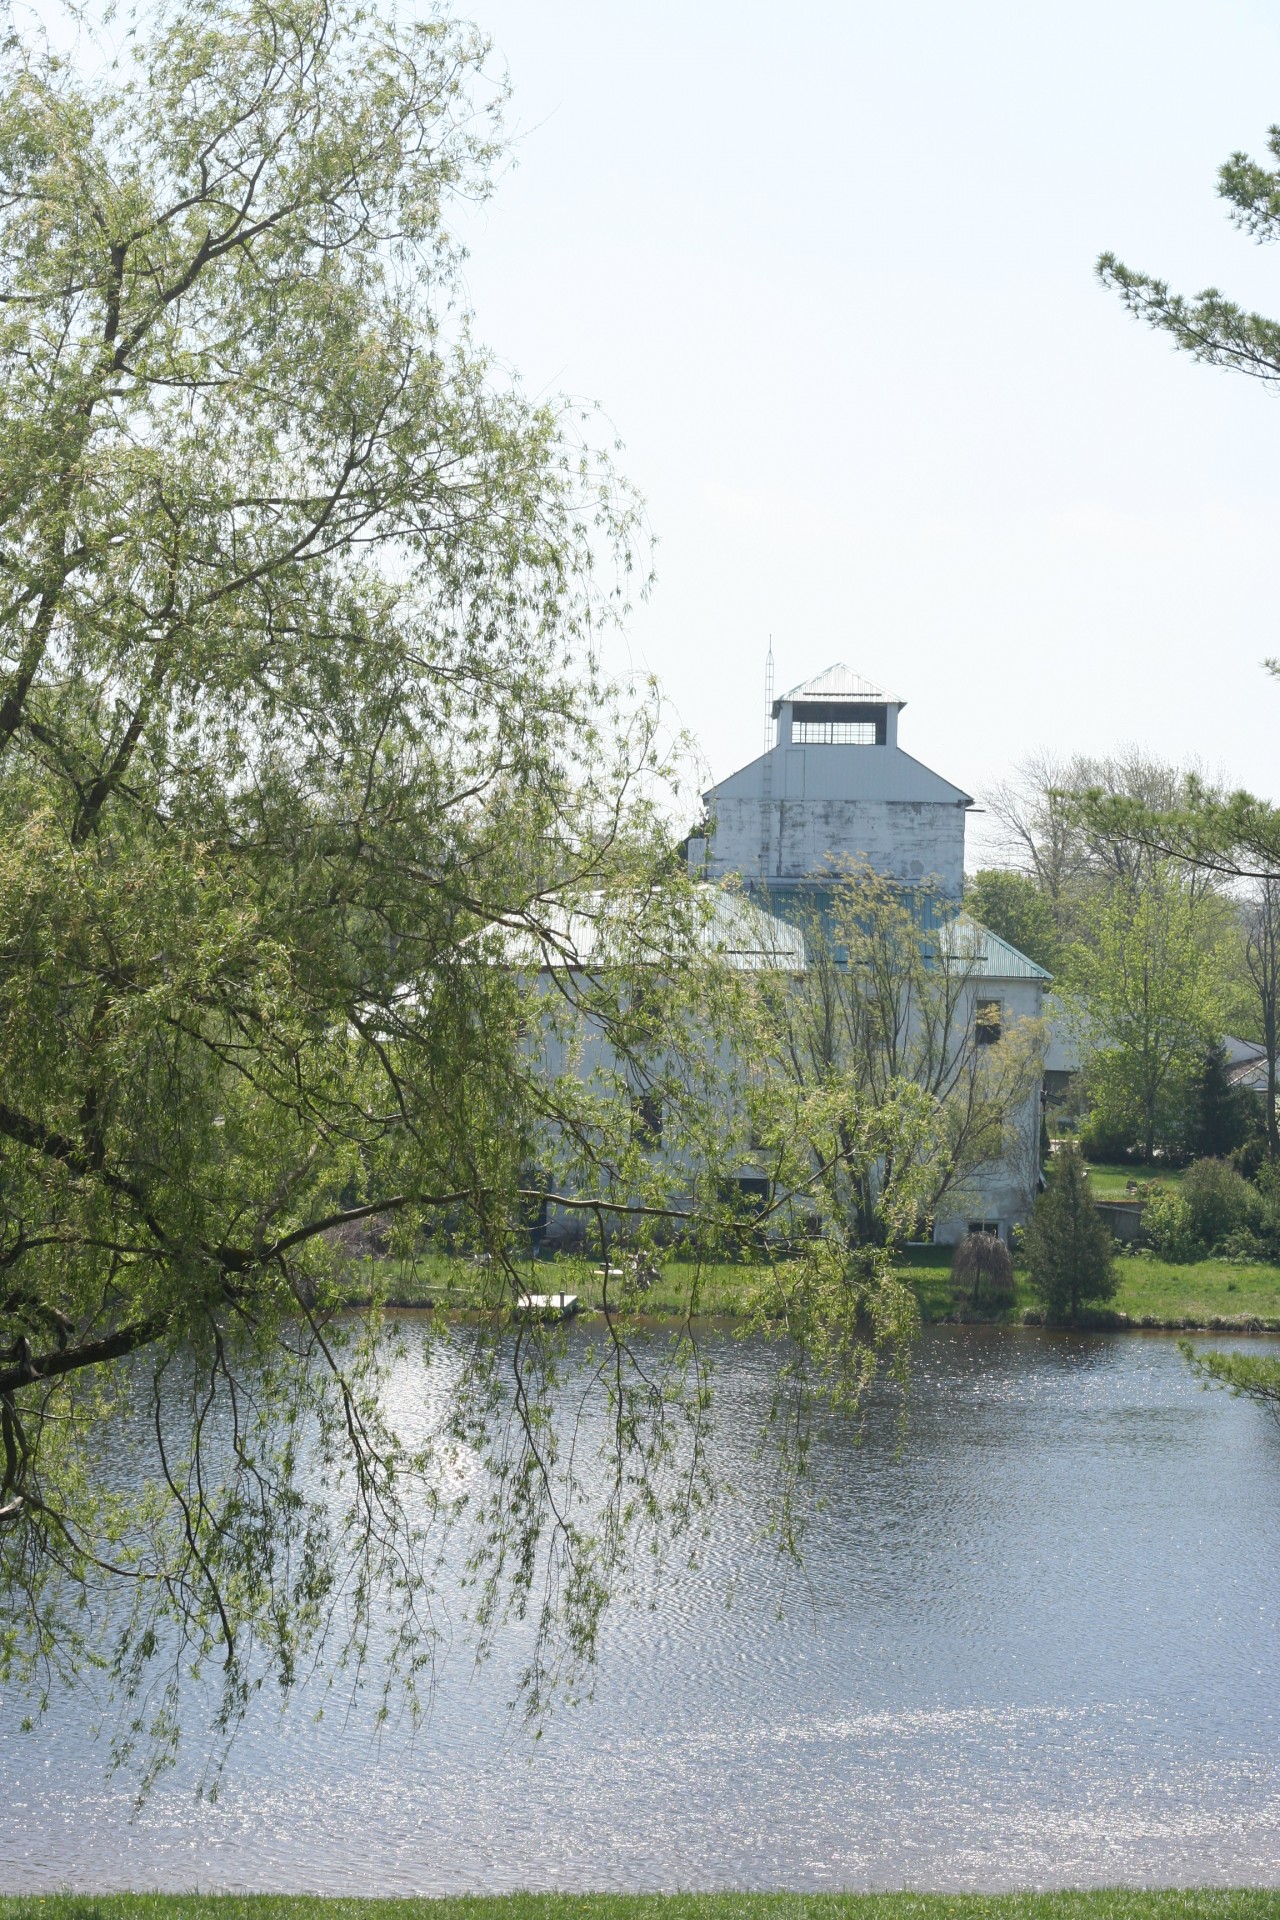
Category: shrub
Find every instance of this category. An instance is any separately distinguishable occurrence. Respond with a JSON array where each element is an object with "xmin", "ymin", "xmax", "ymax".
[
  {"xmin": 1230, "ymin": 1116, "xmax": 1269, "ymax": 1181},
  {"xmin": 952, "ymin": 1232, "xmax": 1015, "ymax": 1311},
  {"xmin": 1244, "ymin": 1160, "xmax": 1280, "ymax": 1261},
  {"xmin": 1181, "ymin": 1157, "xmax": 1259, "ymax": 1251},
  {"xmin": 1078, "ymin": 1111, "xmax": 1135, "ymax": 1163},
  {"xmin": 1143, "ymin": 1188, "xmax": 1200, "ymax": 1262},
  {"xmin": 1024, "ymin": 1143, "xmax": 1117, "ymax": 1321},
  {"xmin": 1218, "ymin": 1227, "xmax": 1270, "ymax": 1264}
]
